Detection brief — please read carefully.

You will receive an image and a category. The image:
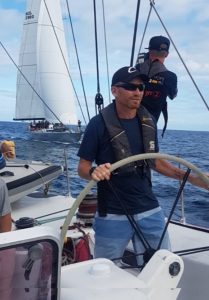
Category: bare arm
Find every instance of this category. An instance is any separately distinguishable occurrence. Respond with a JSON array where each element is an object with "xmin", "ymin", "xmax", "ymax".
[
  {"xmin": 78, "ymin": 158, "xmax": 111, "ymax": 181},
  {"xmin": 154, "ymin": 159, "xmax": 209, "ymax": 190},
  {"xmin": 0, "ymin": 213, "xmax": 12, "ymax": 233}
]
